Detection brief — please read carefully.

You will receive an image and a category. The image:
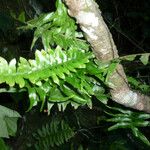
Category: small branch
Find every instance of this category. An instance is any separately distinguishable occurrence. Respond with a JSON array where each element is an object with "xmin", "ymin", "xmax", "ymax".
[{"xmin": 64, "ymin": 0, "xmax": 150, "ymax": 113}]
